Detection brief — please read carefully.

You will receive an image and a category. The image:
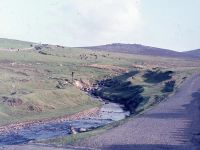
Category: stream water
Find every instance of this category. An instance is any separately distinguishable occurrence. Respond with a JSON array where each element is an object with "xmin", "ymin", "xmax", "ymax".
[{"xmin": 0, "ymin": 102, "xmax": 130, "ymax": 146}]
